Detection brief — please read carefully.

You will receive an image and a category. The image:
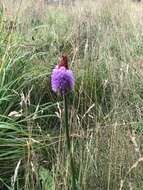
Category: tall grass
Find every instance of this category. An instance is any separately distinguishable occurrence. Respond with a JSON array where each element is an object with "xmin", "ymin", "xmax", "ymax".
[{"xmin": 0, "ymin": 0, "xmax": 143, "ymax": 189}]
